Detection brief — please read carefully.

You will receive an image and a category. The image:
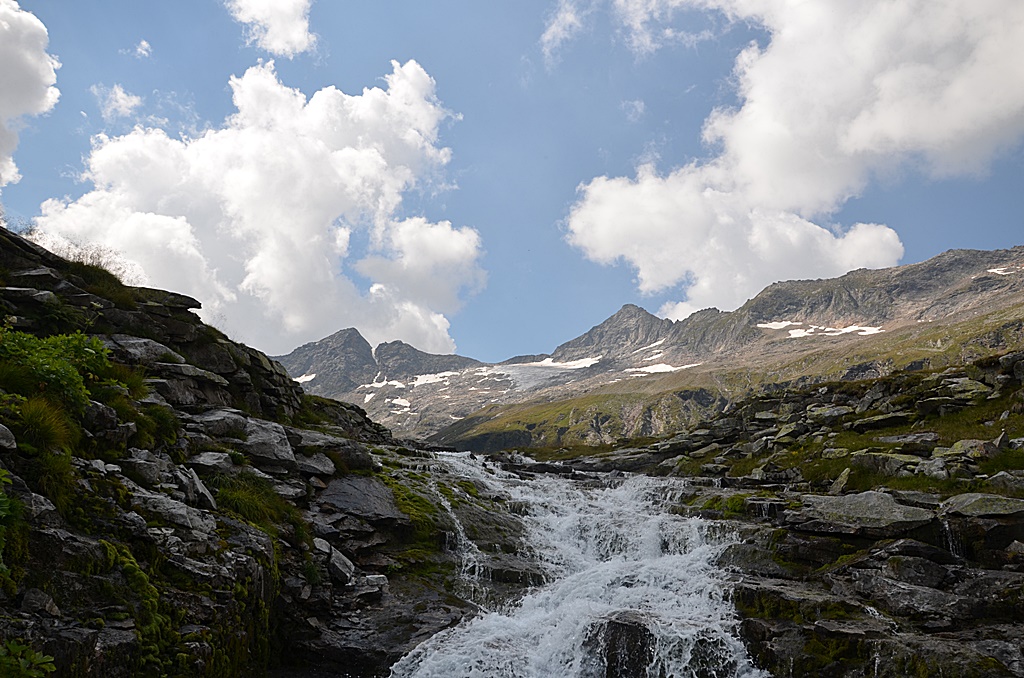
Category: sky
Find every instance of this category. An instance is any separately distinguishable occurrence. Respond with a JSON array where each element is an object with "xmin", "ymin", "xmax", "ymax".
[{"xmin": 1, "ymin": 0, "xmax": 1022, "ymax": 363}]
